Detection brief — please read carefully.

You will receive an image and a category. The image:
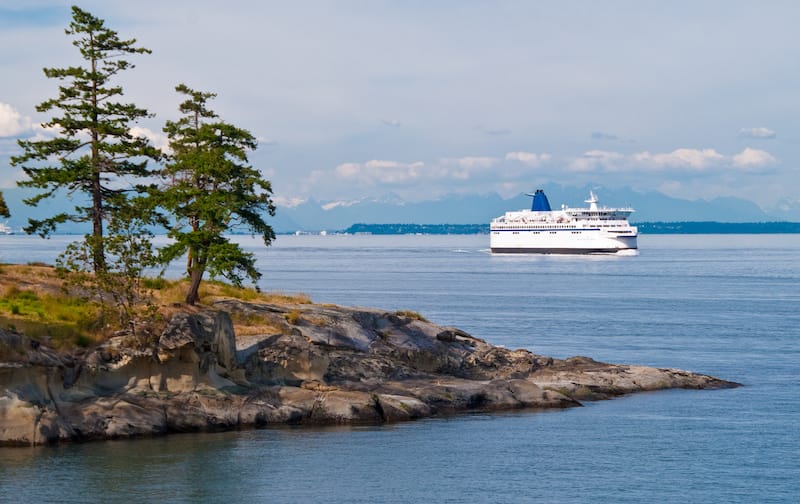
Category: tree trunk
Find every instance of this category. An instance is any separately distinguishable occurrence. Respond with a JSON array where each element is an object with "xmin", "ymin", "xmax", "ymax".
[
  {"xmin": 91, "ymin": 180, "xmax": 105, "ymax": 273},
  {"xmin": 90, "ymin": 44, "xmax": 105, "ymax": 274},
  {"xmin": 185, "ymin": 267, "xmax": 203, "ymax": 305}
]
